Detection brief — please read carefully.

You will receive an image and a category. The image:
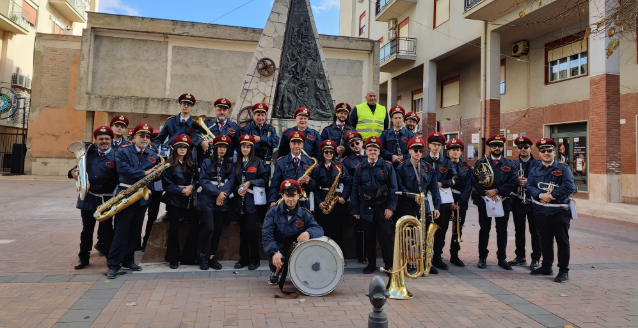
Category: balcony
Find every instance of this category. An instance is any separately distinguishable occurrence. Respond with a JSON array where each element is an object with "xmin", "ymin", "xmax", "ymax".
[
  {"xmin": 0, "ymin": 0, "xmax": 28, "ymax": 34},
  {"xmin": 49, "ymin": 0, "xmax": 87, "ymax": 23},
  {"xmin": 380, "ymin": 37, "xmax": 417, "ymax": 72},
  {"xmin": 464, "ymin": 0, "xmax": 521, "ymax": 21},
  {"xmin": 464, "ymin": 0, "xmax": 484, "ymax": 12},
  {"xmin": 375, "ymin": 0, "xmax": 417, "ymax": 22}
]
